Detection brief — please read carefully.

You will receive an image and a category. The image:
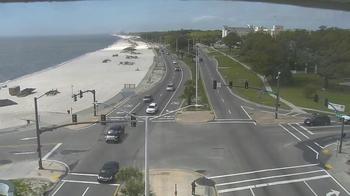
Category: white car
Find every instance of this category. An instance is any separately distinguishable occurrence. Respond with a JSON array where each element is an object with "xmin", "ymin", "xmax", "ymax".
[
  {"xmin": 146, "ymin": 103, "xmax": 158, "ymax": 114},
  {"xmin": 166, "ymin": 83, "xmax": 175, "ymax": 91},
  {"xmin": 172, "ymin": 60, "xmax": 177, "ymax": 65}
]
